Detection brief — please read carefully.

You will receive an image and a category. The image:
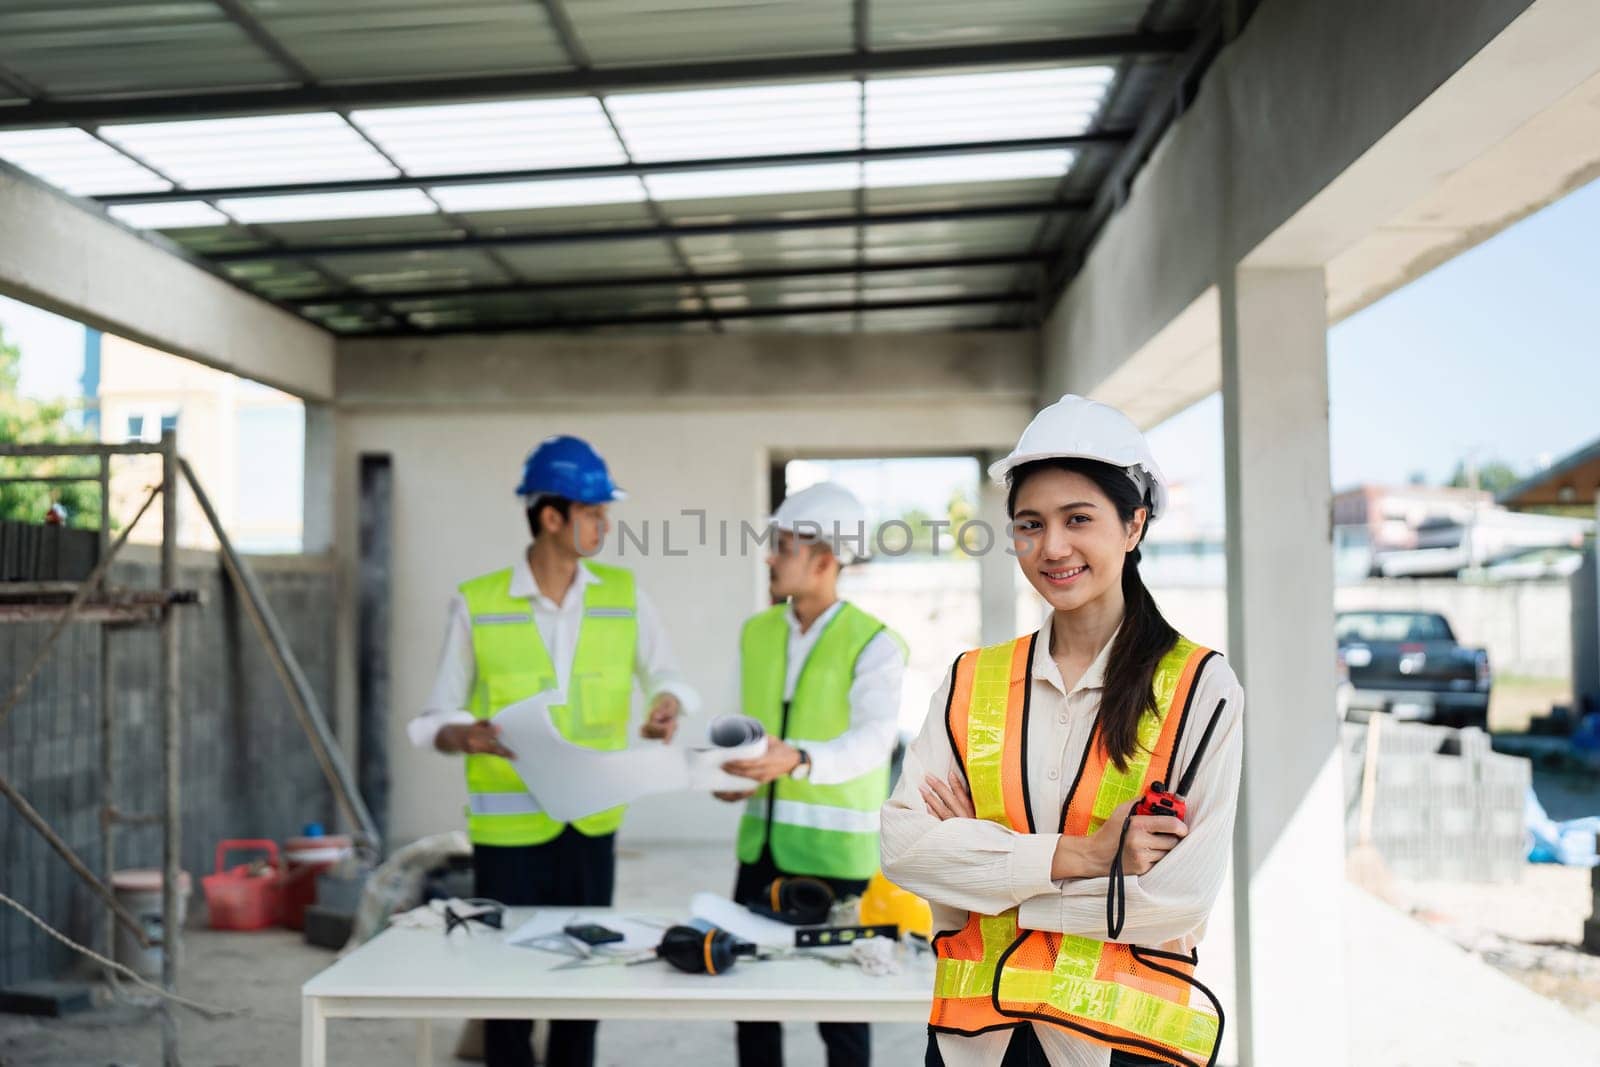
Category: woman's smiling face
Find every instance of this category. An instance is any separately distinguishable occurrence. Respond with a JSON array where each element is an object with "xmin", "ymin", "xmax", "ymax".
[{"xmin": 1010, "ymin": 466, "xmax": 1146, "ymax": 613}]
